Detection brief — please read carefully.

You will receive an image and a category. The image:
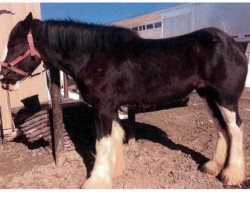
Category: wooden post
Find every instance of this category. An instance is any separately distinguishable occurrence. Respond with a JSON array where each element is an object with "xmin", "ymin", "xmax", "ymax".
[
  {"xmin": 50, "ymin": 68, "xmax": 65, "ymax": 166},
  {"xmin": 0, "ymin": 107, "xmax": 3, "ymax": 145},
  {"xmin": 63, "ymin": 73, "xmax": 69, "ymax": 99}
]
